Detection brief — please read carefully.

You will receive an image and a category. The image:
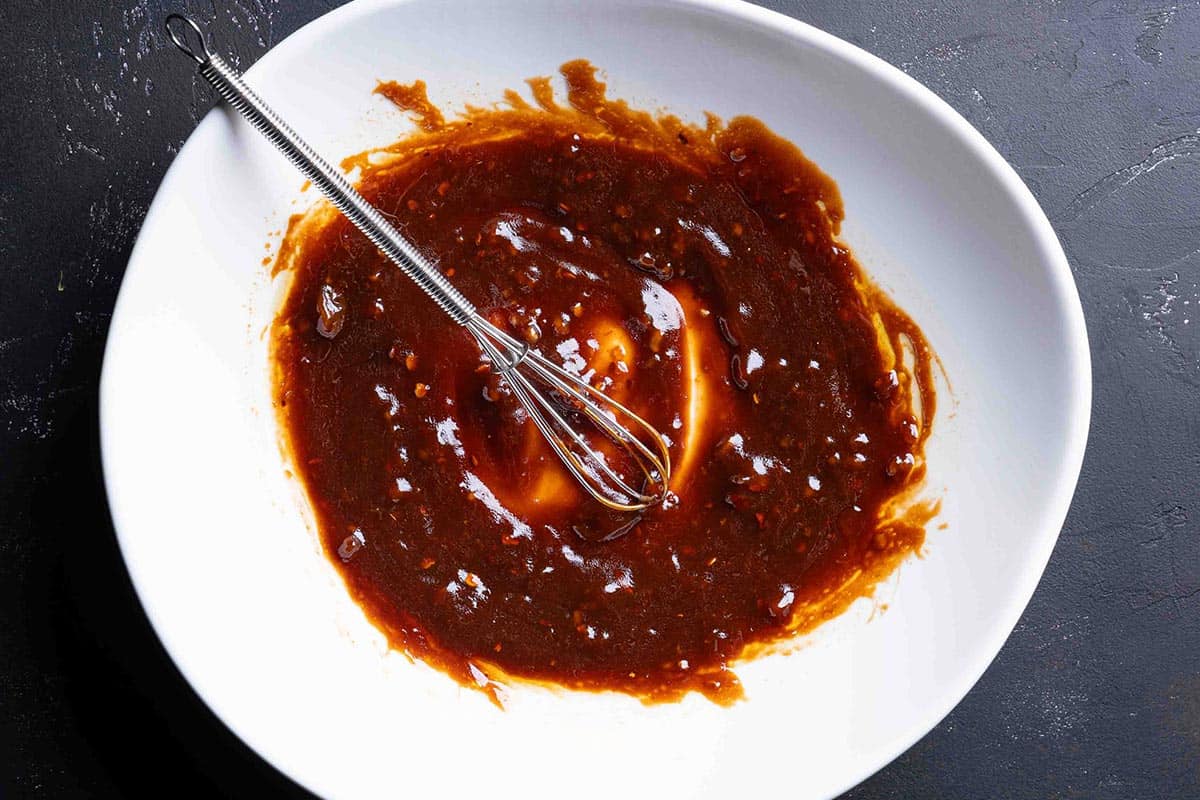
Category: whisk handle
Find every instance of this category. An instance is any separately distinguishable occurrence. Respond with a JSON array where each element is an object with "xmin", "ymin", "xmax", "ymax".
[{"xmin": 164, "ymin": 14, "xmax": 477, "ymax": 325}]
